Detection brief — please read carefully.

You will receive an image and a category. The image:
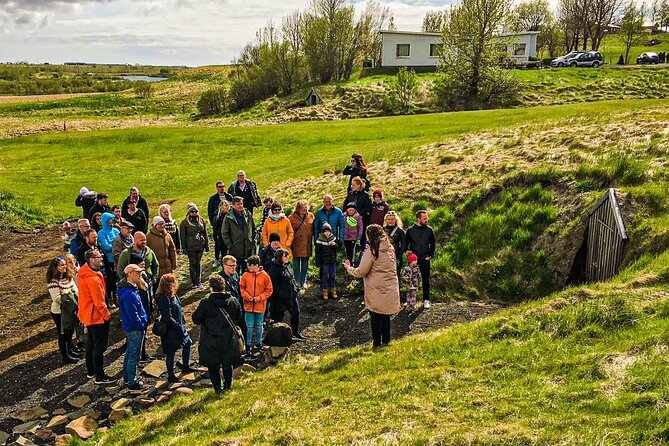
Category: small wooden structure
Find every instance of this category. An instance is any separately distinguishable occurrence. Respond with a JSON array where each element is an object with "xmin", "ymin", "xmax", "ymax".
[
  {"xmin": 585, "ymin": 188, "xmax": 628, "ymax": 282},
  {"xmin": 305, "ymin": 88, "xmax": 322, "ymax": 106}
]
